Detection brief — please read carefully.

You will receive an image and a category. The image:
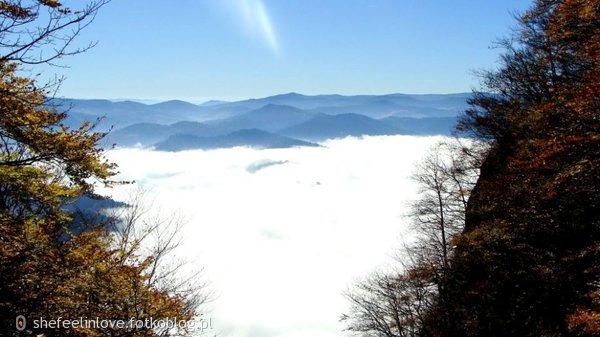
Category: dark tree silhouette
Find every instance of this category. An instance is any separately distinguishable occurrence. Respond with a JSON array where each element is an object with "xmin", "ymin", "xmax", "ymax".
[{"xmin": 423, "ymin": 1, "xmax": 600, "ymax": 336}]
